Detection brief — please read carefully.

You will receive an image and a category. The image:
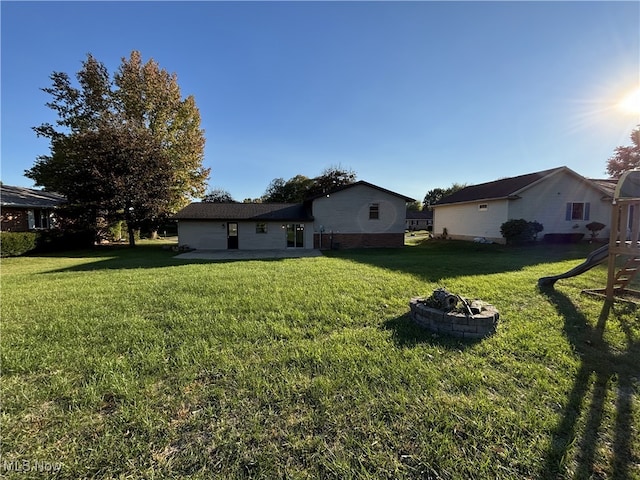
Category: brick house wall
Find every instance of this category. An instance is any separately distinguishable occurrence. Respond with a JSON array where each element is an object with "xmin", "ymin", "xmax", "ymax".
[
  {"xmin": 1, "ymin": 207, "xmax": 30, "ymax": 232},
  {"xmin": 314, "ymin": 232, "xmax": 404, "ymax": 249}
]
